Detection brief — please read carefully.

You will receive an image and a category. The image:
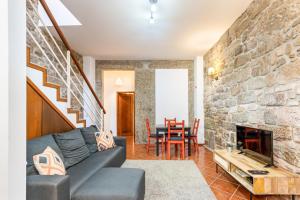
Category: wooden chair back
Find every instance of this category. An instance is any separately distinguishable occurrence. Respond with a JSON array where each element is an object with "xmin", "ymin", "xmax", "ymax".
[
  {"xmin": 192, "ymin": 118, "xmax": 200, "ymax": 136},
  {"xmin": 164, "ymin": 117, "xmax": 176, "ymax": 127},
  {"xmin": 146, "ymin": 118, "xmax": 151, "ymax": 136},
  {"xmin": 167, "ymin": 120, "xmax": 185, "ymax": 140}
]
